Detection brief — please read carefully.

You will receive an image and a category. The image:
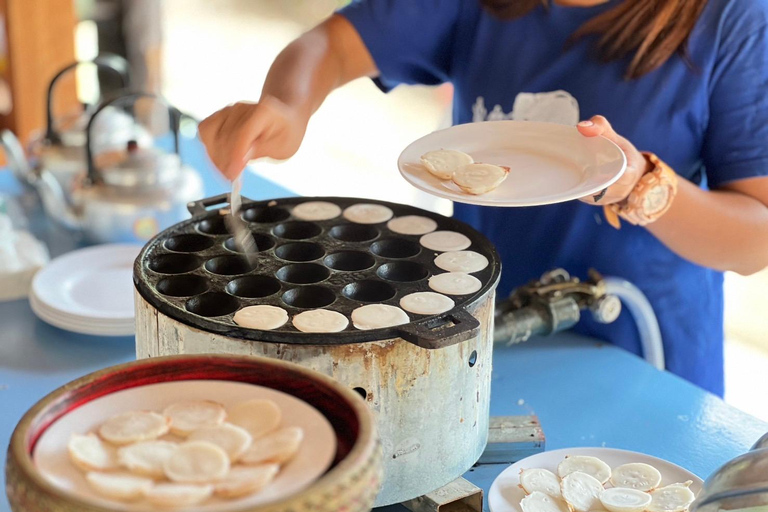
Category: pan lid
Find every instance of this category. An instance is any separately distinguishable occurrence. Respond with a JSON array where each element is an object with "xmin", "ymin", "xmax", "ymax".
[{"xmin": 100, "ymin": 141, "xmax": 182, "ymax": 188}]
